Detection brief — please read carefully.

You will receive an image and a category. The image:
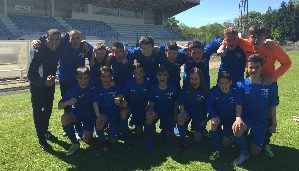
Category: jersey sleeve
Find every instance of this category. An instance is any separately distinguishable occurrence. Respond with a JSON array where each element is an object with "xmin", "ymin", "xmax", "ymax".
[
  {"xmin": 27, "ymin": 49, "xmax": 45, "ymax": 86},
  {"xmin": 204, "ymin": 37, "xmax": 223, "ymax": 58},
  {"xmin": 272, "ymin": 44, "xmax": 292, "ymax": 79},
  {"xmin": 235, "ymin": 82, "xmax": 245, "ymax": 106},
  {"xmin": 85, "ymin": 42, "xmax": 94, "ymax": 61},
  {"xmin": 207, "ymin": 87, "xmax": 218, "ymax": 119},
  {"xmin": 60, "ymin": 86, "xmax": 75, "ymax": 102},
  {"xmin": 92, "ymin": 88, "xmax": 100, "ymax": 102}
]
